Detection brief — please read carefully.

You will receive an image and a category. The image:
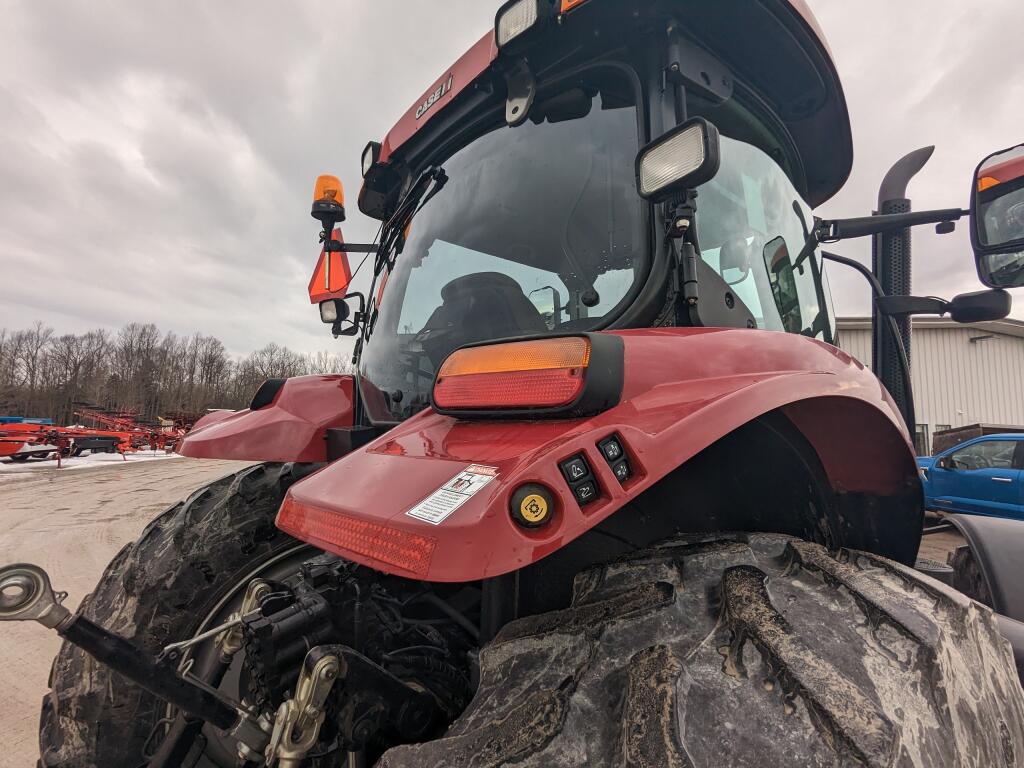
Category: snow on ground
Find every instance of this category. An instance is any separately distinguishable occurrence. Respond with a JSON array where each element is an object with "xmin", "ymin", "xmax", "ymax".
[{"xmin": 0, "ymin": 450, "xmax": 183, "ymax": 481}]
